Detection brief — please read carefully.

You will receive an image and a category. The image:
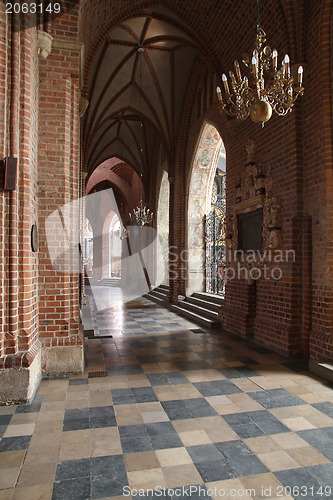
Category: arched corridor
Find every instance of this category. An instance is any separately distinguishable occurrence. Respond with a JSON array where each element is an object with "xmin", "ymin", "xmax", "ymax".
[{"xmin": 1, "ymin": 0, "xmax": 333, "ymax": 497}]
